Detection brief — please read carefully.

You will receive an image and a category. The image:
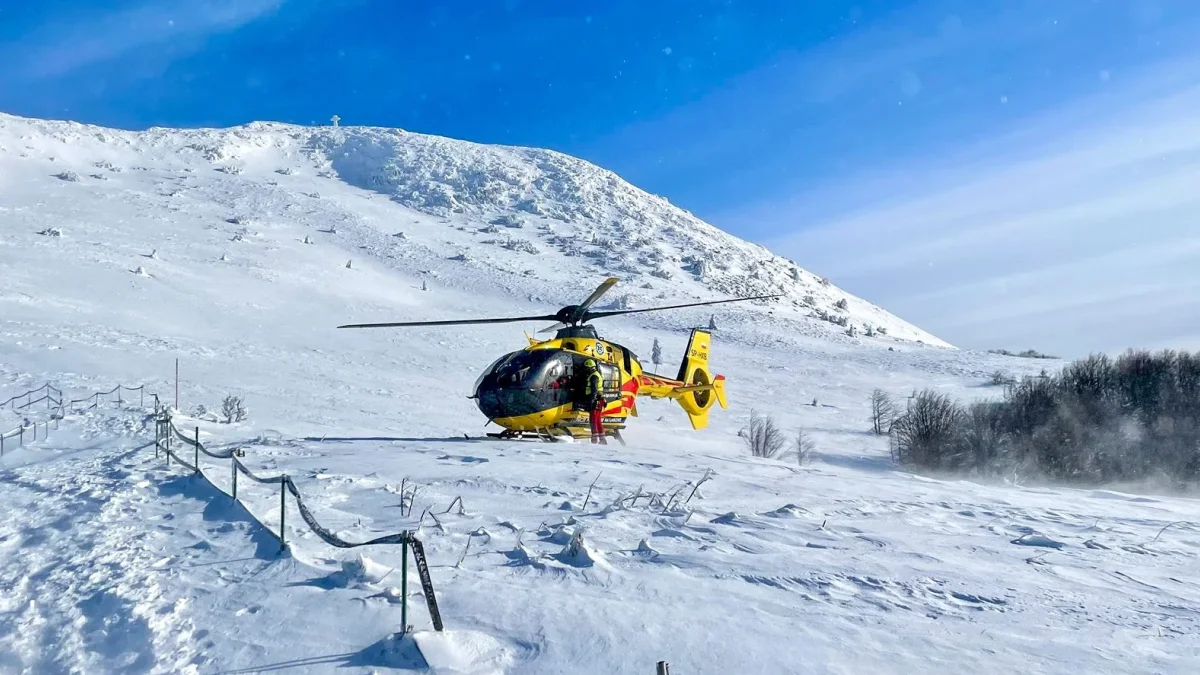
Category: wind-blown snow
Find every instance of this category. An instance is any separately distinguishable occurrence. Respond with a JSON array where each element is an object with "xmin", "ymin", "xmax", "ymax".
[{"xmin": 2, "ymin": 112, "xmax": 1198, "ymax": 674}]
